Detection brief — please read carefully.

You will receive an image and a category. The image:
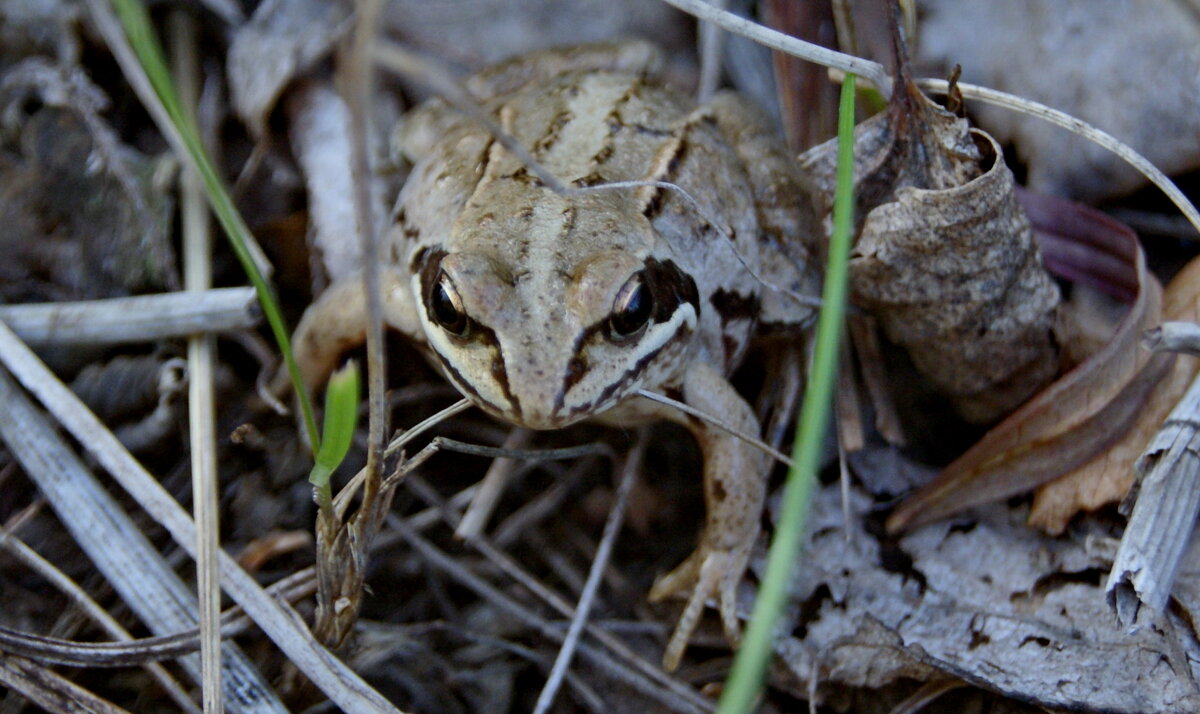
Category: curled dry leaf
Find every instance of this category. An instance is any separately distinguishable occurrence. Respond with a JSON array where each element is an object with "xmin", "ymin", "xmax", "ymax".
[
  {"xmin": 799, "ymin": 76, "xmax": 1061, "ymax": 424},
  {"xmin": 888, "ymin": 196, "xmax": 1172, "ymax": 533},
  {"xmin": 1030, "ymin": 250, "xmax": 1200, "ymax": 534}
]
